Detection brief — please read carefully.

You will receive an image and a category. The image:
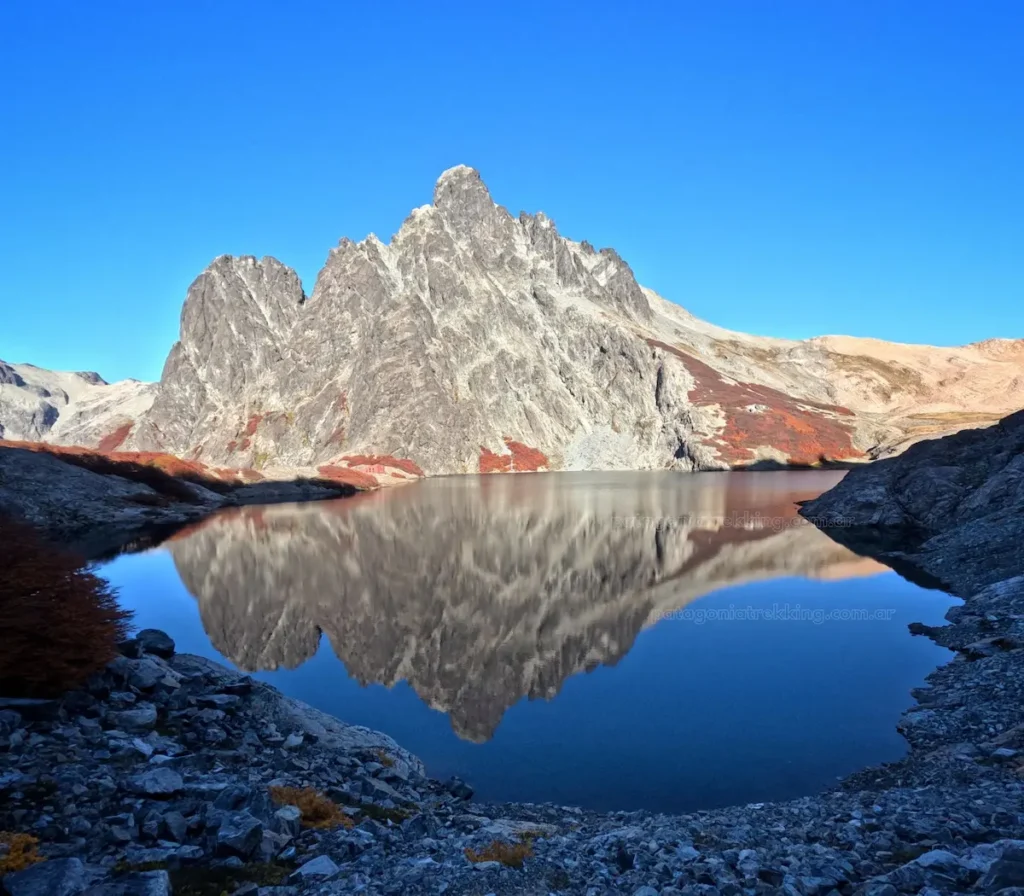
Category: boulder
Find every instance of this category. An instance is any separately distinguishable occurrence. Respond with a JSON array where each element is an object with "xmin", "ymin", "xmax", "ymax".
[
  {"xmin": 136, "ymin": 630, "xmax": 175, "ymax": 659},
  {"xmin": 126, "ymin": 768, "xmax": 183, "ymax": 797},
  {"xmin": 214, "ymin": 812, "xmax": 263, "ymax": 858},
  {"xmin": 3, "ymin": 858, "xmax": 88, "ymax": 896}
]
